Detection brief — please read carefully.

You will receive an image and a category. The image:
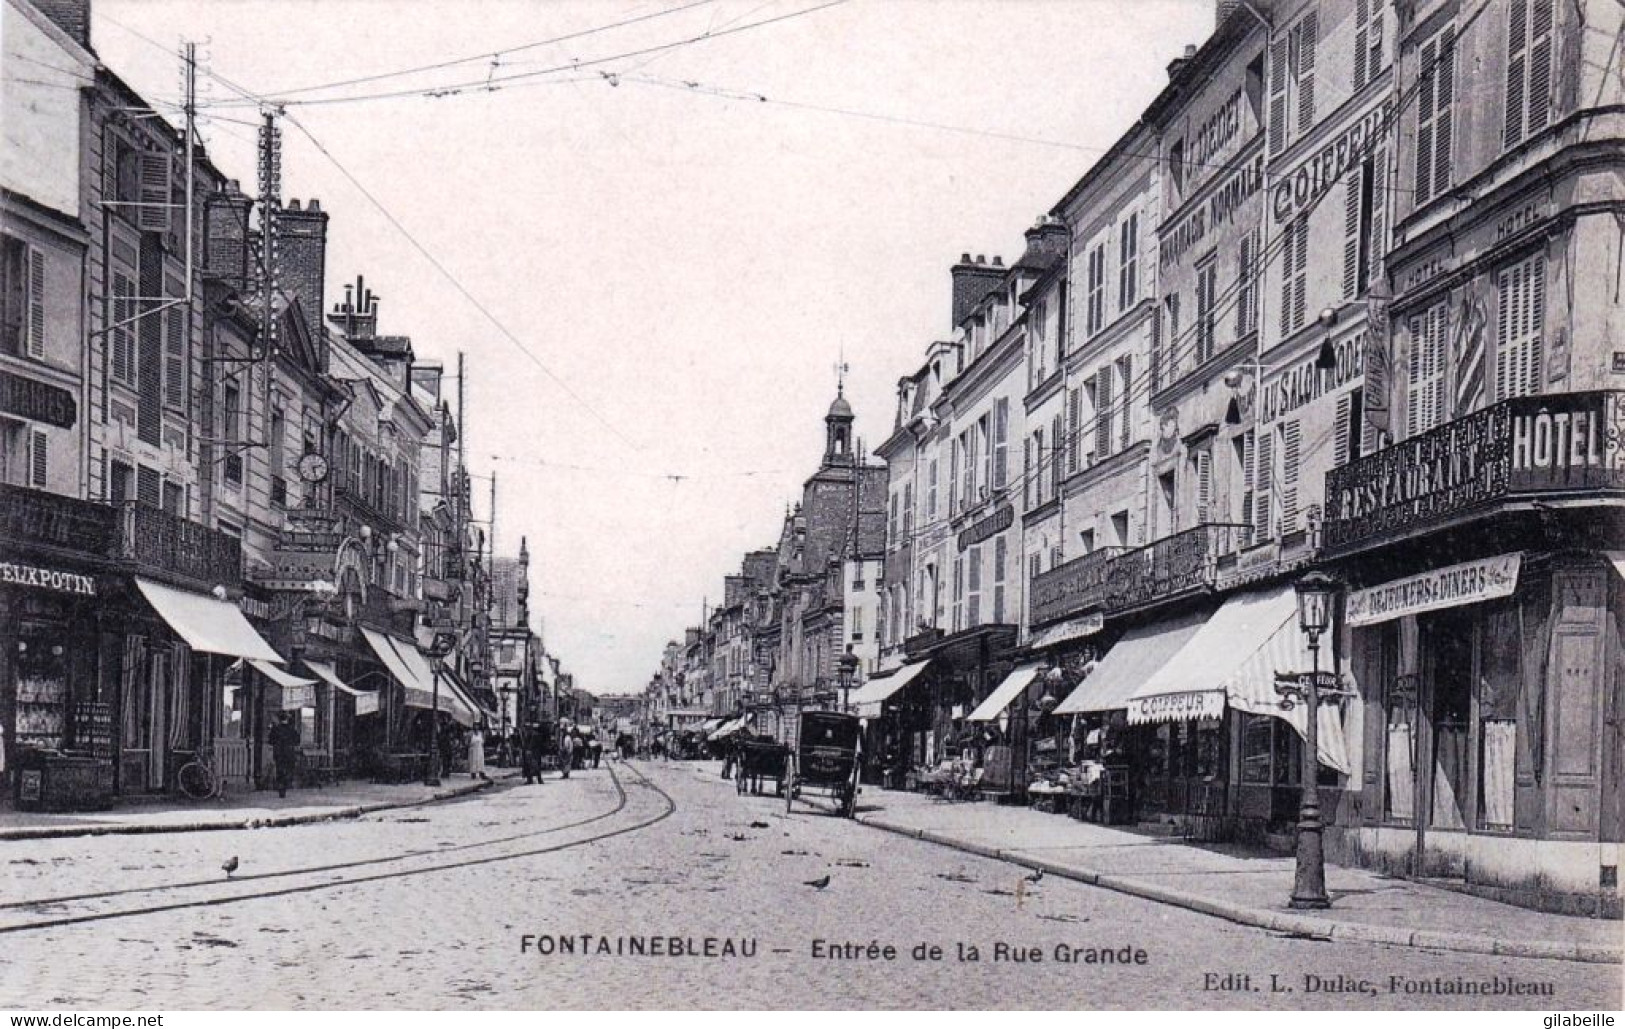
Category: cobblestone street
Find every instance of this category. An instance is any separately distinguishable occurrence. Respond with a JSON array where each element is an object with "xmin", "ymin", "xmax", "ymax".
[{"xmin": 0, "ymin": 760, "xmax": 1618, "ymax": 1009}]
